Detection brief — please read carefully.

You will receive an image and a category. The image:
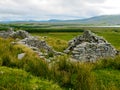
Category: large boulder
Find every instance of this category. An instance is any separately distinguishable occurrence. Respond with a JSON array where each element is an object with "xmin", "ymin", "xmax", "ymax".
[{"xmin": 65, "ymin": 30, "xmax": 118, "ymax": 62}]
